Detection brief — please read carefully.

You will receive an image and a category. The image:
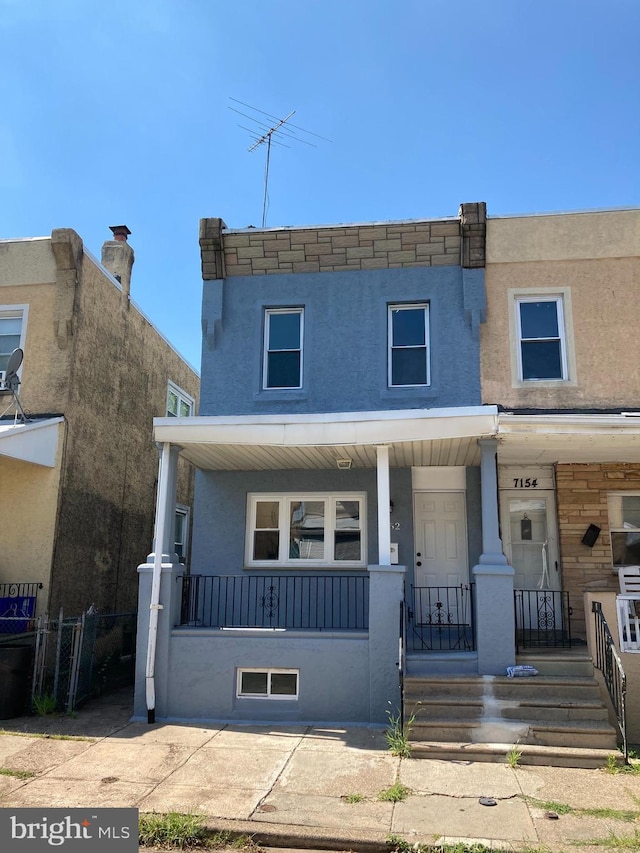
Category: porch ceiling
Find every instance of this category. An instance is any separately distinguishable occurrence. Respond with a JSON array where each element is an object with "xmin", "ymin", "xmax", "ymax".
[
  {"xmin": 498, "ymin": 414, "xmax": 640, "ymax": 464},
  {"xmin": 154, "ymin": 407, "xmax": 498, "ymax": 471}
]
